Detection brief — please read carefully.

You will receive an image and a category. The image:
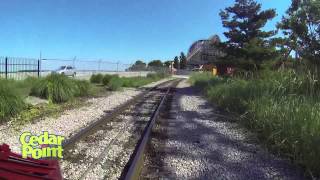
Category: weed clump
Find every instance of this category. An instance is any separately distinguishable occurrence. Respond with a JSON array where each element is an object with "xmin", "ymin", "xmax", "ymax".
[
  {"xmin": 0, "ymin": 79, "xmax": 25, "ymax": 121},
  {"xmin": 190, "ymin": 70, "xmax": 320, "ymax": 176},
  {"xmin": 108, "ymin": 76, "xmax": 123, "ymax": 91},
  {"xmin": 102, "ymin": 74, "xmax": 116, "ymax": 86},
  {"xmin": 90, "ymin": 73, "xmax": 103, "ymax": 84},
  {"xmin": 30, "ymin": 74, "xmax": 90, "ymax": 103}
]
